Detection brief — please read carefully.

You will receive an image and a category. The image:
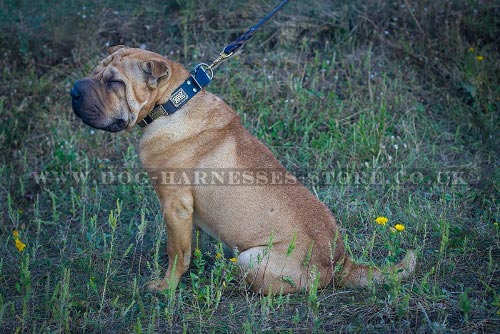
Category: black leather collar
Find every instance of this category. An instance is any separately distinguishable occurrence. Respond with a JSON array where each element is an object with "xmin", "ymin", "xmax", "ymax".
[{"xmin": 138, "ymin": 64, "xmax": 212, "ymax": 128}]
